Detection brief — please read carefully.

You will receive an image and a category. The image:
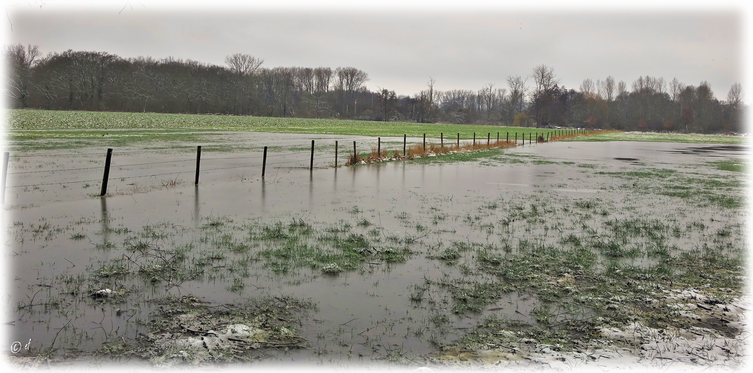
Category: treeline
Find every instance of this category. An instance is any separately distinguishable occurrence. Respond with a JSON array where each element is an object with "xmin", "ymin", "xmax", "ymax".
[{"xmin": 5, "ymin": 44, "xmax": 746, "ymax": 133}]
